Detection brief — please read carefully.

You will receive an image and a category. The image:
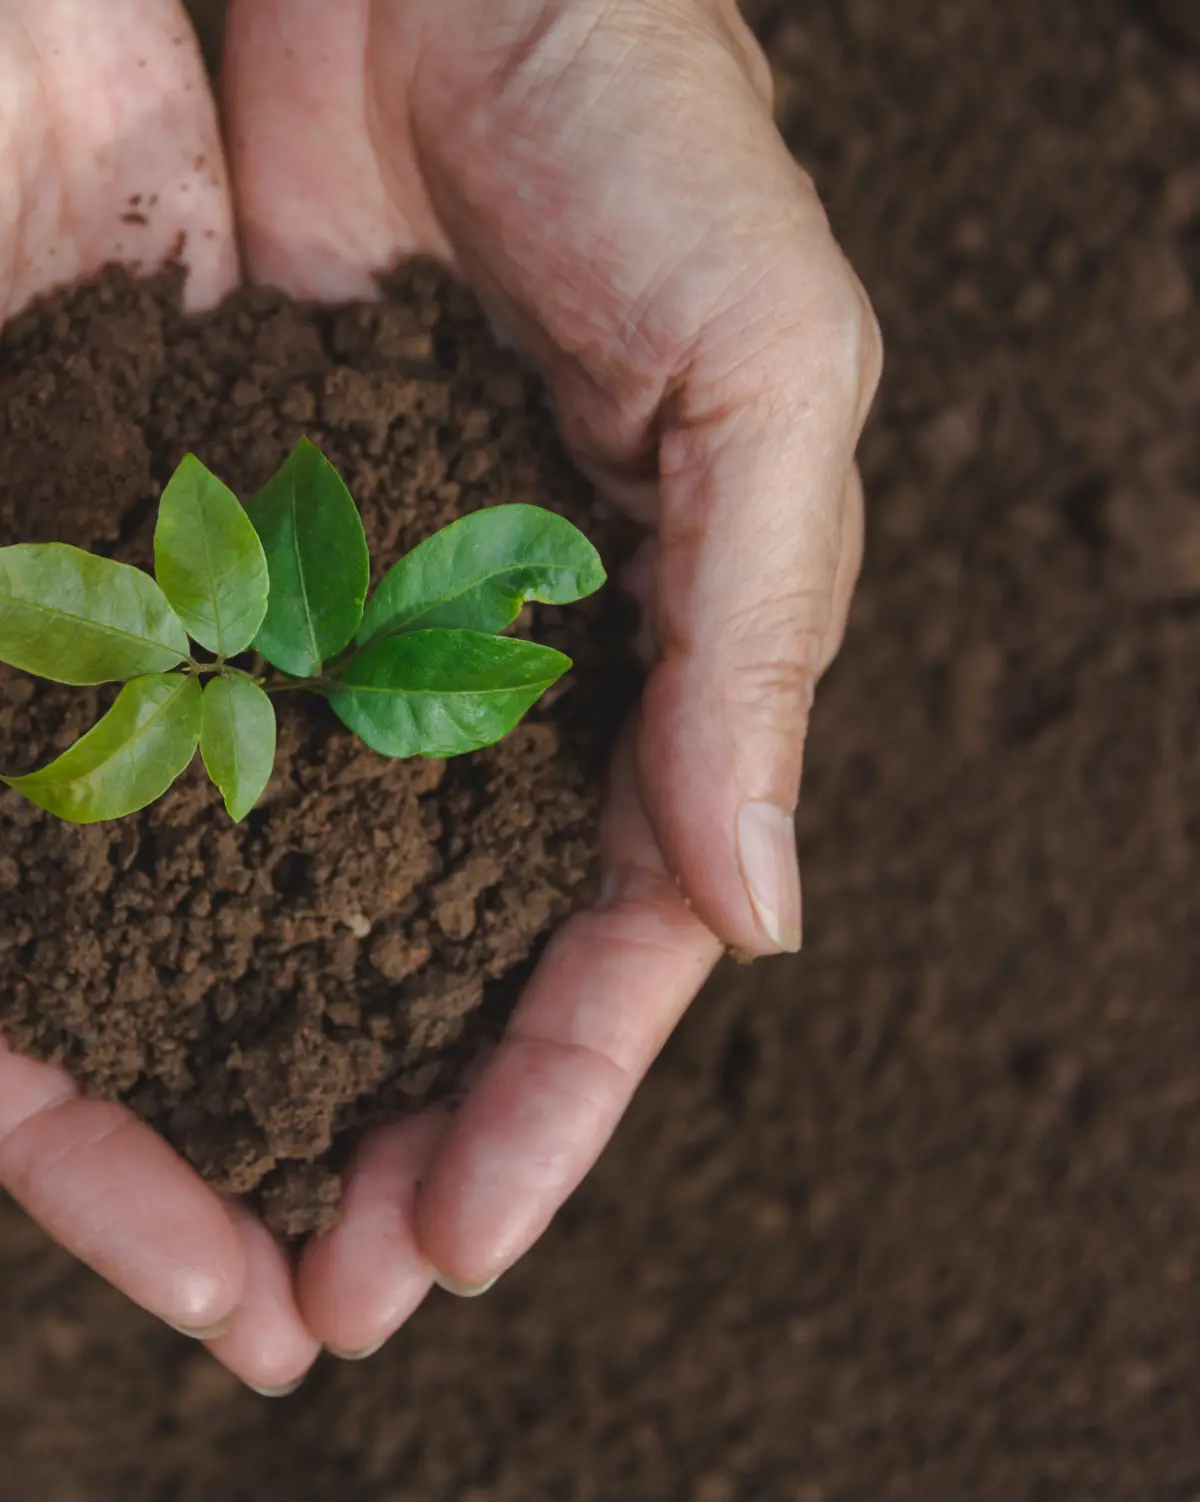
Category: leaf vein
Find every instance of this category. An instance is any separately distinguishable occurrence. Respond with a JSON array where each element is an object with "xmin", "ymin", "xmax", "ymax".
[
  {"xmin": 289, "ymin": 471, "xmax": 320, "ymax": 668},
  {"xmin": 199, "ymin": 491, "xmax": 224, "ymax": 655},
  {"xmin": 374, "ymin": 562, "xmax": 582, "ymax": 634},
  {"xmin": 22, "ymin": 679, "xmax": 191, "ymax": 789},
  {"xmin": 0, "ymin": 594, "xmax": 179, "ymax": 654},
  {"xmin": 338, "ymin": 680, "xmax": 558, "ymax": 698}
]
